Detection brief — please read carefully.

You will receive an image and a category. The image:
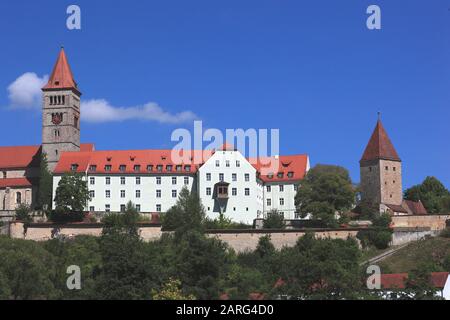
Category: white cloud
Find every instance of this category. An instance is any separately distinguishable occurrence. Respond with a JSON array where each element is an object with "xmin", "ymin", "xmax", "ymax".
[
  {"xmin": 7, "ymin": 72, "xmax": 48, "ymax": 109},
  {"xmin": 81, "ymin": 99, "xmax": 198, "ymax": 124},
  {"xmin": 6, "ymin": 73, "xmax": 198, "ymax": 124}
]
